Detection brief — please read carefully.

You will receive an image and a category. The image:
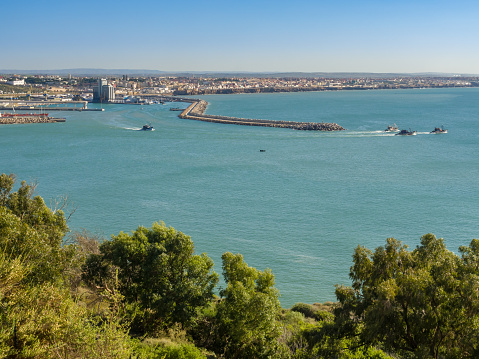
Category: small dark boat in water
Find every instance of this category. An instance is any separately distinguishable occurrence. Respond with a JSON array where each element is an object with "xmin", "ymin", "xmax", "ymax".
[
  {"xmin": 431, "ymin": 126, "xmax": 447, "ymax": 134},
  {"xmin": 140, "ymin": 123, "xmax": 154, "ymax": 131},
  {"xmin": 395, "ymin": 128, "xmax": 417, "ymax": 136}
]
